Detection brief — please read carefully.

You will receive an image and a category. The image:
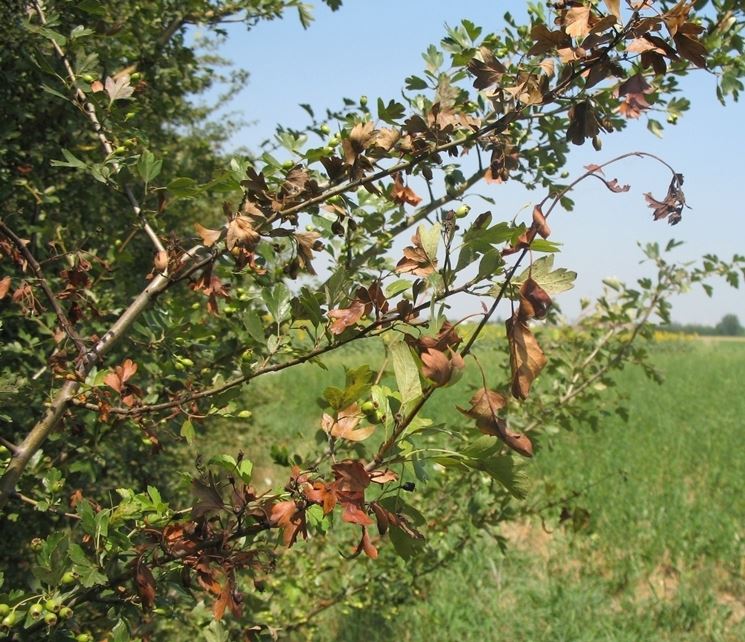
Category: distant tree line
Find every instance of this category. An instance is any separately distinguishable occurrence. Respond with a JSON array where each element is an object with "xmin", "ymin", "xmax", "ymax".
[{"xmin": 660, "ymin": 314, "xmax": 745, "ymax": 337}]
